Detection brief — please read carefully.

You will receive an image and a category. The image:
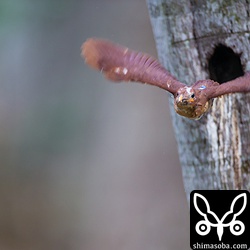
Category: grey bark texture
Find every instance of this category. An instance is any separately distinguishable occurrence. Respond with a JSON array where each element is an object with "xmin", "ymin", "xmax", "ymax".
[{"xmin": 146, "ymin": 0, "xmax": 250, "ymax": 202}]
